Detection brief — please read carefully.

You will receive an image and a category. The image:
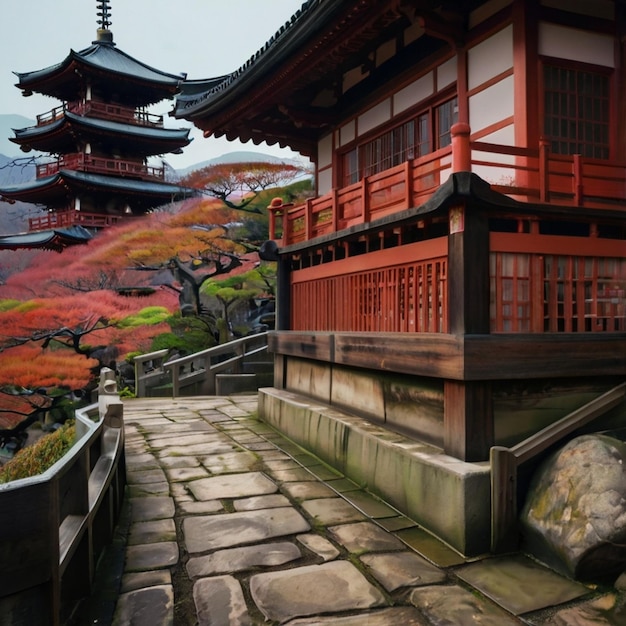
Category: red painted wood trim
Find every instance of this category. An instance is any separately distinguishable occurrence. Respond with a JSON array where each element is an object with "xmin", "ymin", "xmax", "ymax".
[
  {"xmin": 291, "ymin": 237, "xmax": 448, "ymax": 283},
  {"xmin": 490, "ymin": 232, "xmax": 626, "ymax": 257}
]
